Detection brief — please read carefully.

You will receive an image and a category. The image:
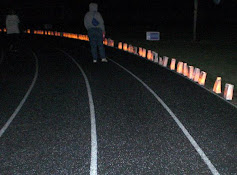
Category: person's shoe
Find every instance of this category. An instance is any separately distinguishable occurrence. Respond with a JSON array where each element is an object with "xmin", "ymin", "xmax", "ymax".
[
  {"xmin": 101, "ymin": 58, "xmax": 108, "ymax": 62},
  {"xmin": 93, "ymin": 60, "xmax": 97, "ymax": 63}
]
